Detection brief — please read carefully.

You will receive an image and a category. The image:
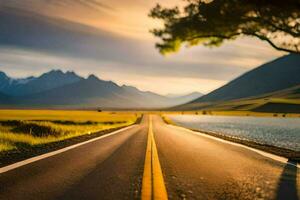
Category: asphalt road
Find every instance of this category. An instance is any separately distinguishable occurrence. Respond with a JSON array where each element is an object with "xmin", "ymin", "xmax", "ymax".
[
  {"xmin": 0, "ymin": 115, "xmax": 299, "ymax": 200},
  {"xmin": 152, "ymin": 115, "xmax": 300, "ymax": 200},
  {"xmin": 0, "ymin": 116, "xmax": 148, "ymax": 200}
]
